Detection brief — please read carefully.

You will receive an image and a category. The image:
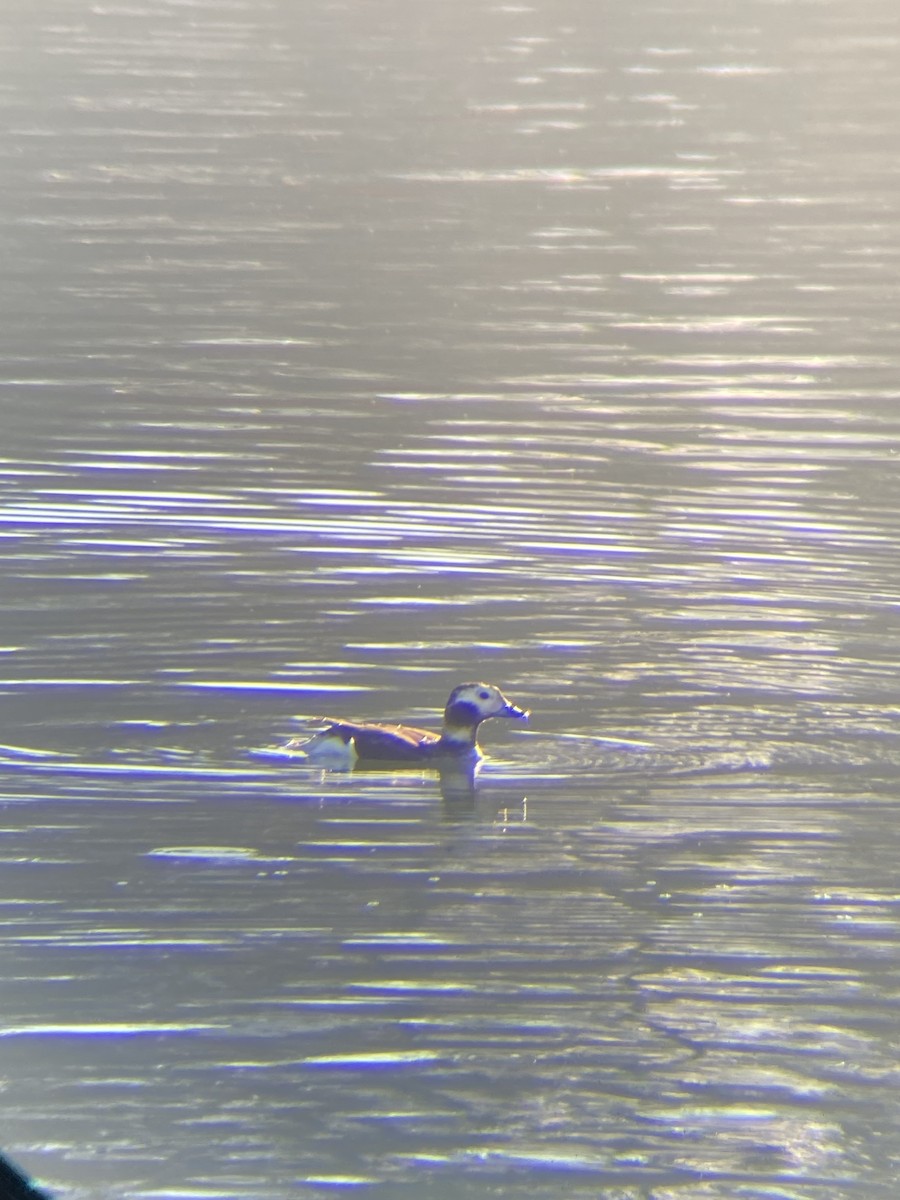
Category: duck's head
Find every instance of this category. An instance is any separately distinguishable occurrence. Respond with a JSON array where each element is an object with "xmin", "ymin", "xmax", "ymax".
[{"xmin": 443, "ymin": 682, "xmax": 529, "ymax": 732}]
